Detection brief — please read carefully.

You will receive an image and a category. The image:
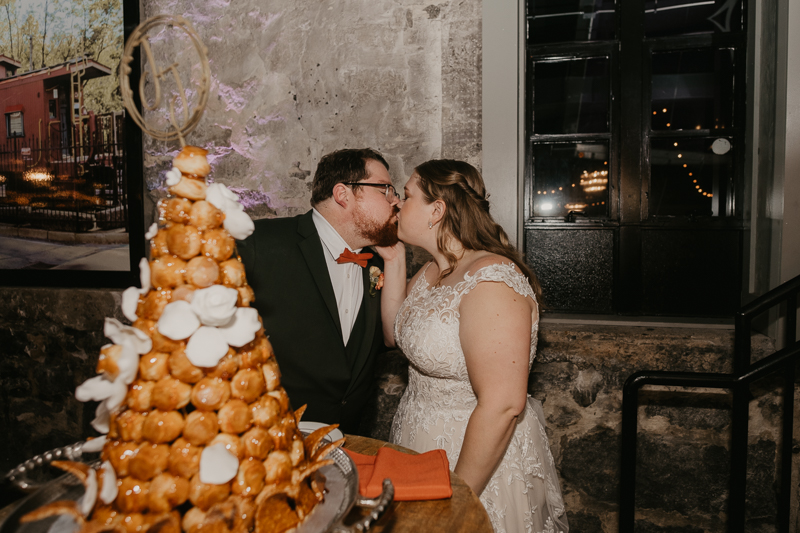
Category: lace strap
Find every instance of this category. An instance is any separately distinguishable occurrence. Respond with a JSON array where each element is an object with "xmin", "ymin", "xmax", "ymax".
[
  {"xmin": 408, "ymin": 261, "xmax": 434, "ymax": 296},
  {"xmin": 455, "ymin": 263, "xmax": 537, "ymax": 303}
]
